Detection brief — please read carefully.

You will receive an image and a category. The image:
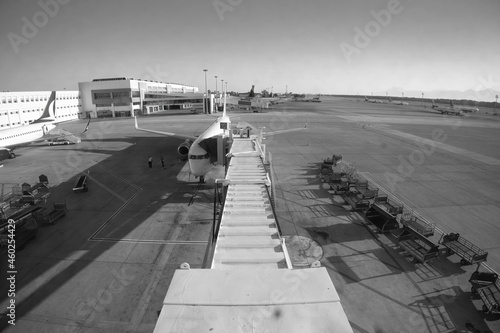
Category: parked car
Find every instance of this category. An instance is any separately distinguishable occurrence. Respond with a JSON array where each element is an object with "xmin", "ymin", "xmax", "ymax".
[{"xmin": 48, "ymin": 138, "xmax": 71, "ymax": 145}]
